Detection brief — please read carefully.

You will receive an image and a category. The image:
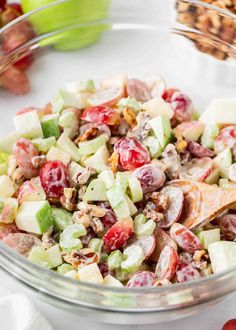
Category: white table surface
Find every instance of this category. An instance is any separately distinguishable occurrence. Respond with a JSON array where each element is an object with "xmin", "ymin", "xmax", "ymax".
[{"xmin": 0, "ymin": 267, "xmax": 235, "ymax": 330}]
